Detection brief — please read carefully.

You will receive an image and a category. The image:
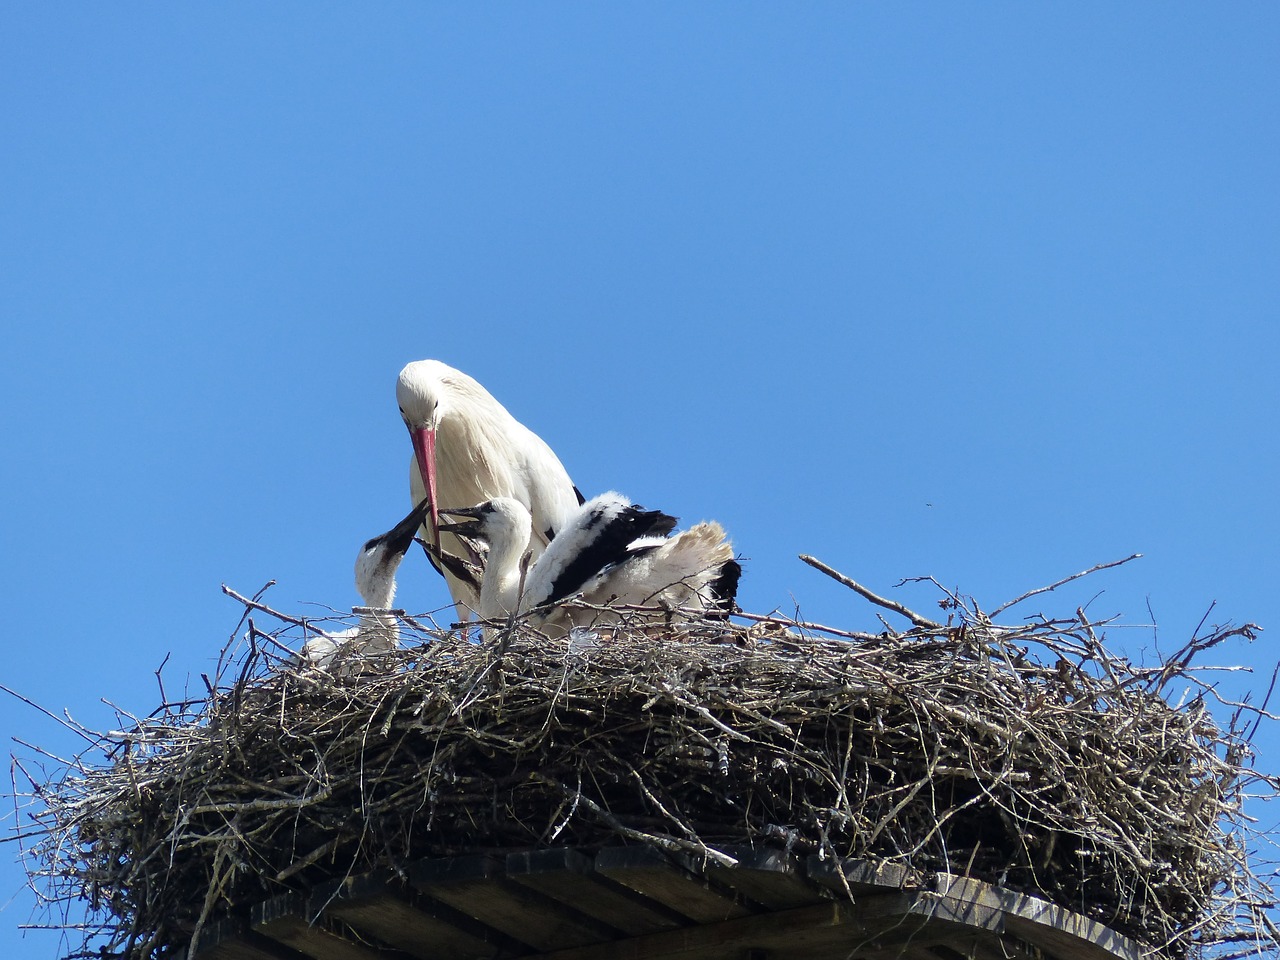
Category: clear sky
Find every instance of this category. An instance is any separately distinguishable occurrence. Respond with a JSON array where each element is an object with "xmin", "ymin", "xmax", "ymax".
[{"xmin": 2, "ymin": 6, "xmax": 1277, "ymax": 956}]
